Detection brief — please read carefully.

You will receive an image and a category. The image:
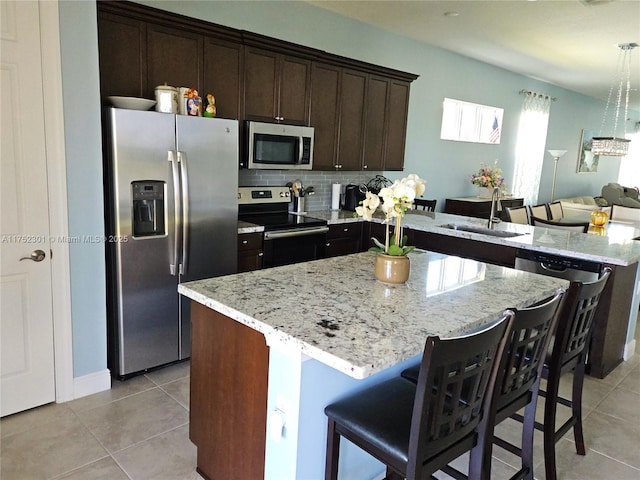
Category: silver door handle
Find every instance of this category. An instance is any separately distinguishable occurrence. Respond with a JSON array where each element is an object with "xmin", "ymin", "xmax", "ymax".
[
  {"xmin": 178, "ymin": 151, "xmax": 189, "ymax": 275},
  {"xmin": 20, "ymin": 249, "xmax": 46, "ymax": 262}
]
